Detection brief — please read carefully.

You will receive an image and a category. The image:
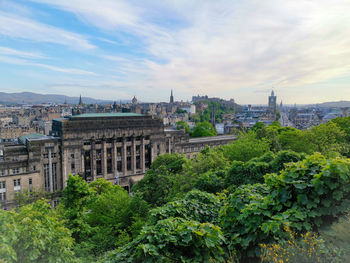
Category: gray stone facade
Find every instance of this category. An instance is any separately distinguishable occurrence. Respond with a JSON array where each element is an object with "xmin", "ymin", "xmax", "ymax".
[{"xmin": 0, "ymin": 113, "xmax": 236, "ymax": 209}]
